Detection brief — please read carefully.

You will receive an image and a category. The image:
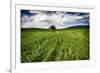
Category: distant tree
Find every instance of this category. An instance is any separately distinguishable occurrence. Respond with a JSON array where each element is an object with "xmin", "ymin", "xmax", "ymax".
[{"xmin": 49, "ymin": 25, "xmax": 56, "ymax": 30}]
